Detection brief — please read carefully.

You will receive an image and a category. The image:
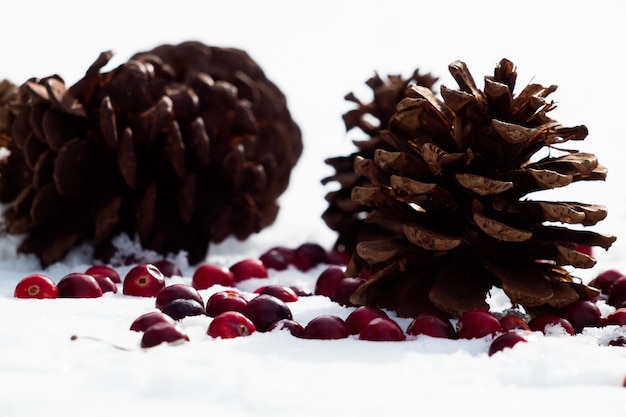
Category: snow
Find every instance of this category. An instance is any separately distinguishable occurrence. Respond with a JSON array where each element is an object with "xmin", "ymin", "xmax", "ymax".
[{"xmin": 2, "ymin": 1, "xmax": 626, "ymax": 415}]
